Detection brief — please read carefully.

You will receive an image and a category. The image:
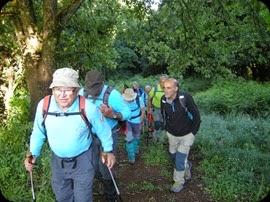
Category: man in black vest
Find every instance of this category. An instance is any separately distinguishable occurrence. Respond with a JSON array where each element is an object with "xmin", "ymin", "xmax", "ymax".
[{"xmin": 161, "ymin": 78, "xmax": 200, "ymax": 193}]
